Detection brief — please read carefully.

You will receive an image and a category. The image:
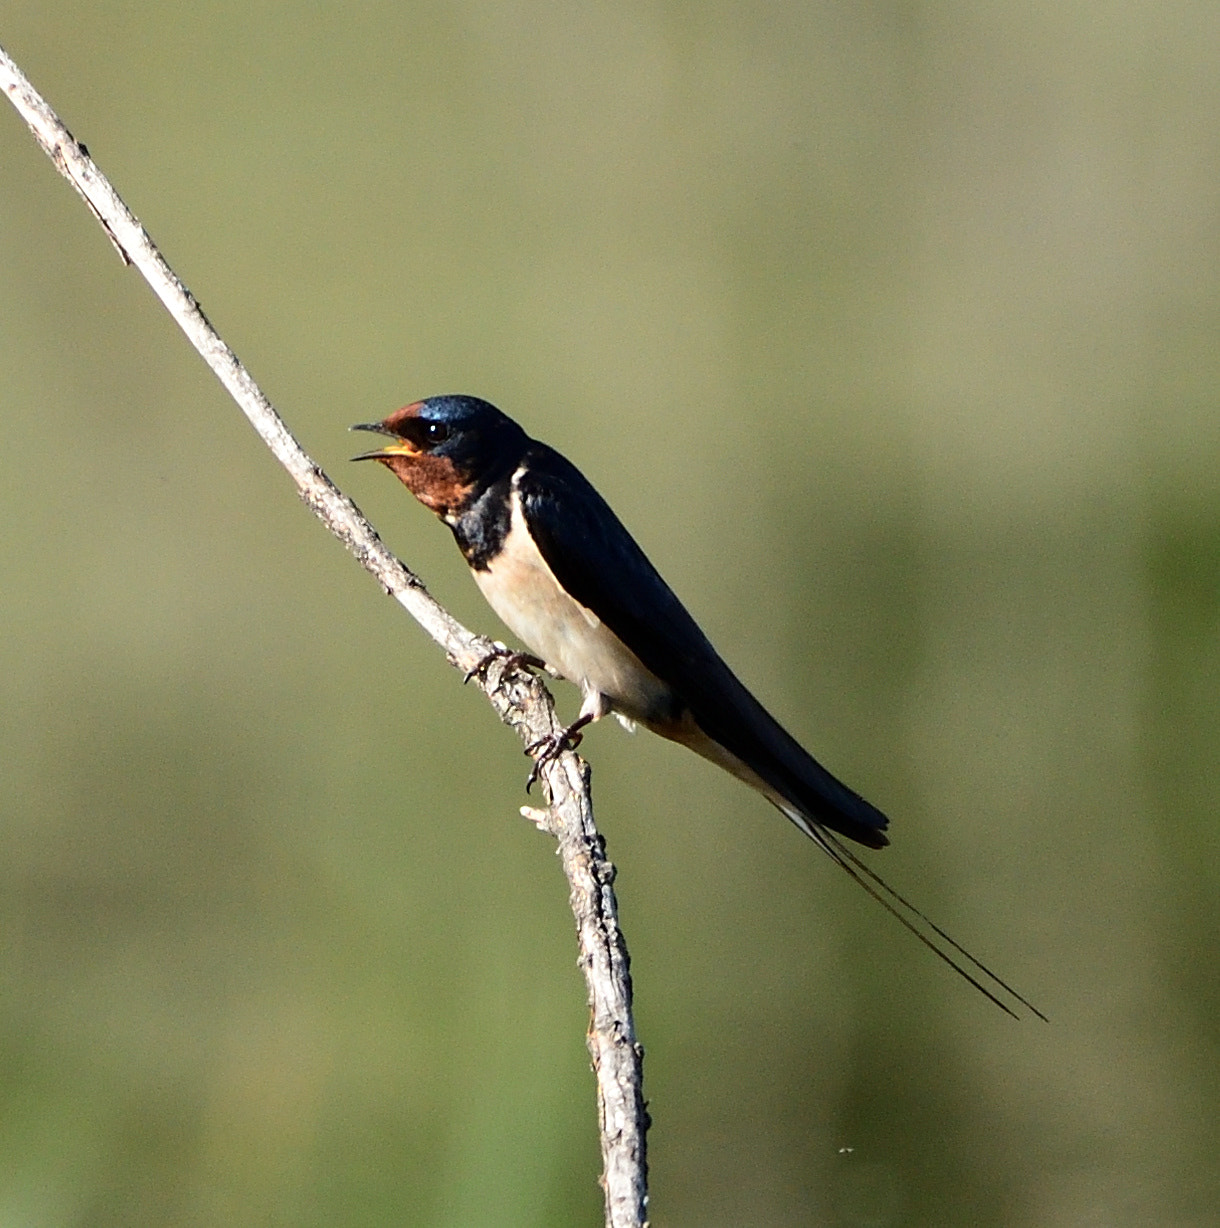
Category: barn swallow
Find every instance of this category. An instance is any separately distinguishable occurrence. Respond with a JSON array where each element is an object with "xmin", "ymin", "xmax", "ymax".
[{"xmin": 353, "ymin": 395, "xmax": 1043, "ymax": 1019}]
